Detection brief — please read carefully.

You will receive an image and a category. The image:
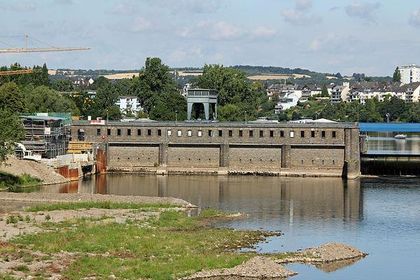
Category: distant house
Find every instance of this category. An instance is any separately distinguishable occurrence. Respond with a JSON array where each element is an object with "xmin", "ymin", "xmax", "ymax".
[
  {"xmin": 116, "ymin": 96, "xmax": 142, "ymax": 116},
  {"xmin": 331, "ymin": 83, "xmax": 350, "ymax": 104},
  {"xmin": 330, "ymin": 81, "xmax": 420, "ymax": 104},
  {"xmin": 400, "ymin": 82, "xmax": 420, "ymax": 103},
  {"xmin": 274, "ymin": 92, "xmax": 300, "ymax": 114}
]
